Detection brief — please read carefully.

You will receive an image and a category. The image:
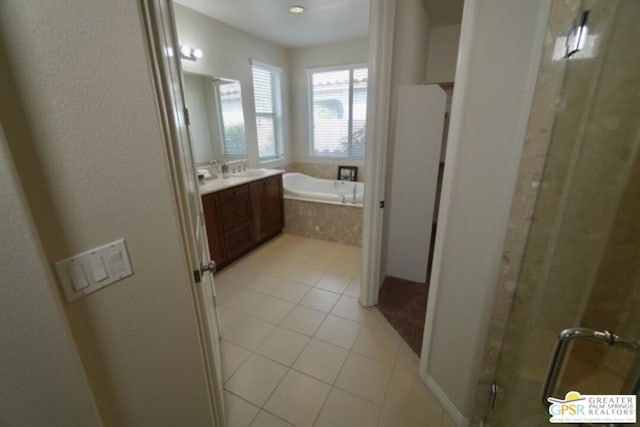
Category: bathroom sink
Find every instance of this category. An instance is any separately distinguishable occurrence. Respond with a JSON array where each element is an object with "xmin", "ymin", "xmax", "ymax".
[{"xmin": 234, "ymin": 169, "xmax": 266, "ymax": 178}]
